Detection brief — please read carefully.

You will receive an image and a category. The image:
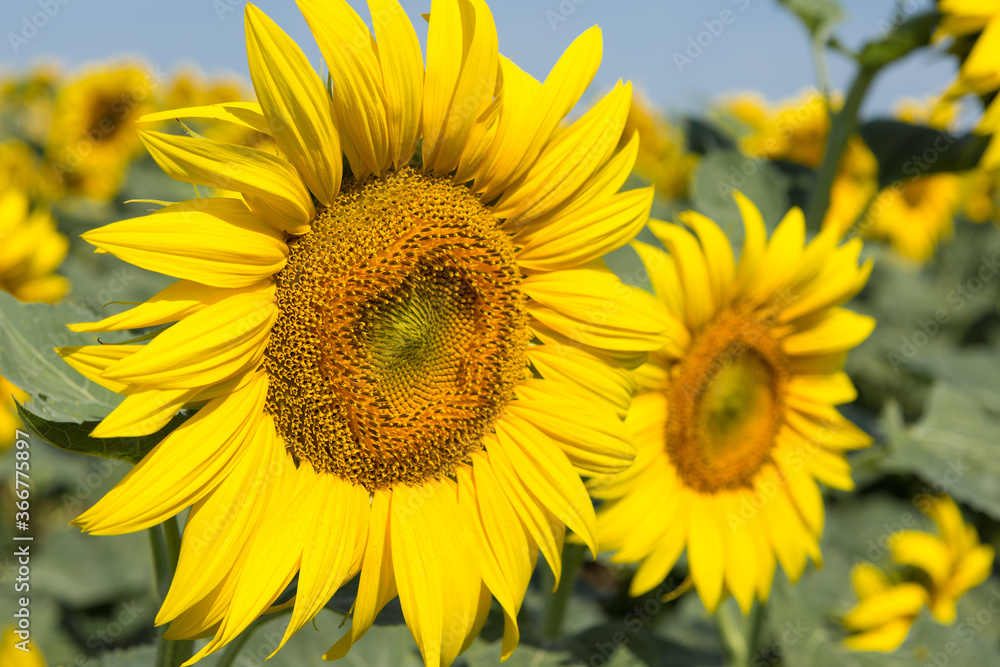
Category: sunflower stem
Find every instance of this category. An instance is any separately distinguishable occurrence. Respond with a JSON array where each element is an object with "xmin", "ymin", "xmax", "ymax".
[
  {"xmin": 150, "ymin": 517, "xmax": 193, "ymax": 667},
  {"xmin": 803, "ymin": 63, "xmax": 879, "ymax": 230},
  {"xmin": 541, "ymin": 542, "xmax": 587, "ymax": 639},
  {"xmin": 716, "ymin": 601, "xmax": 750, "ymax": 667}
]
